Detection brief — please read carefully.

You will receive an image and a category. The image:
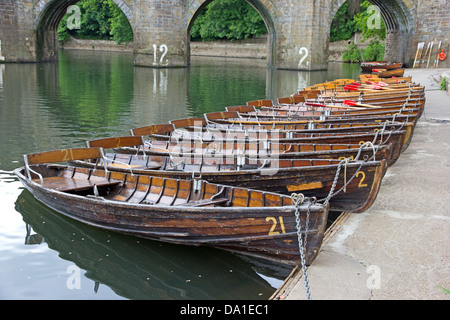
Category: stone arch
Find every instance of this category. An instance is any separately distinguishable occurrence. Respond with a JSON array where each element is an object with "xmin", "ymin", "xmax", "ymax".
[
  {"xmin": 329, "ymin": 0, "xmax": 417, "ymax": 64},
  {"xmin": 33, "ymin": 0, "xmax": 133, "ymax": 61},
  {"xmin": 186, "ymin": 0, "xmax": 278, "ymax": 66}
]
